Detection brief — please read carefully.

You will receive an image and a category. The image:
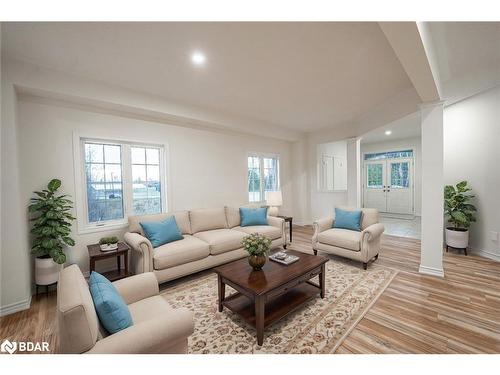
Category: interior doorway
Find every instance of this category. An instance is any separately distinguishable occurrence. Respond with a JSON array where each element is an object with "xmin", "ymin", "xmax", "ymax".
[{"xmin": 363, "ymin": 150, "xmax": 414, "ymax": 215}]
